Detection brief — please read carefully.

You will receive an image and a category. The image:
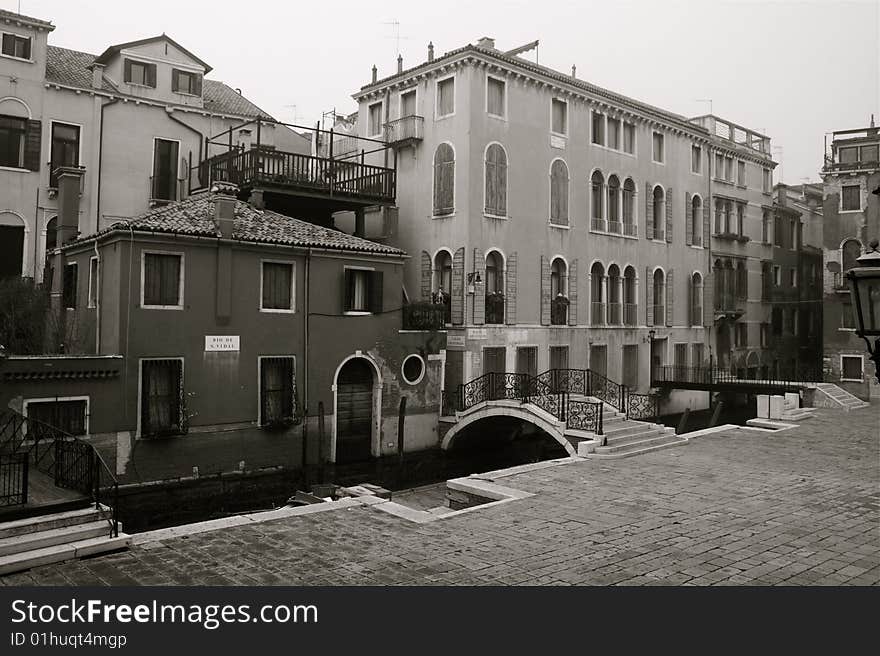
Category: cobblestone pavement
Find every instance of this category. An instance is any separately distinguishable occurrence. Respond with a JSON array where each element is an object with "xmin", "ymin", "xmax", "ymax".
[{"xmin": 4, "ymin": 405, "xmax": 879, "ymax": 586}]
